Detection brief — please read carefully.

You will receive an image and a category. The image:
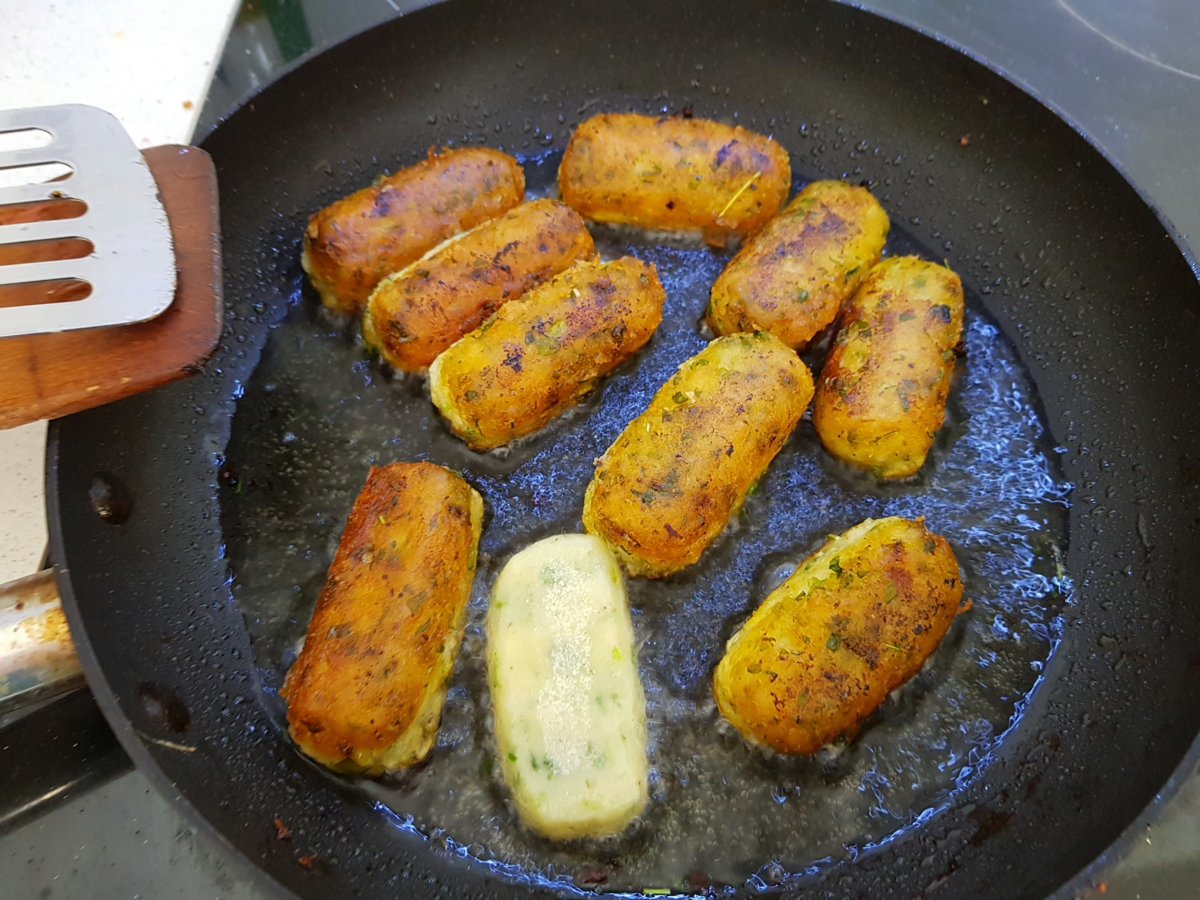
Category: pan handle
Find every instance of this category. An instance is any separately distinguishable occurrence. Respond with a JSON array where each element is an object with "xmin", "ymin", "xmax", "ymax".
[
  {"xmin": 0, "ymin": 569, "xmax": 84, "ymax": 716},
  {"xmin": 0, "ymin": 568, "xmax": 132, "ymax": 833}
]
